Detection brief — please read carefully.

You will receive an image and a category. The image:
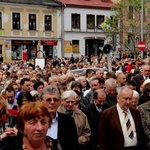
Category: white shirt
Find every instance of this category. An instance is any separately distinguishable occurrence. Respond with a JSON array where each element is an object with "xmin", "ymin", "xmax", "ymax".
[
  {"xmin": 83, "ymin": 89, "xmax": 91, "ymax": 97},
  {"xmin": 47, "ymin": 112, "xmax": 58, "ymax": 140},
  {"xmin": 143, "ymin": 75, "xmax": 149, "ymax": 80},
  {"xmin": 116, "ymin": 104, "xmax": 138, "ymax": 147},
  {"xmin": 6, "ymin": 100, "xmax": 17, "ymax": 109}
]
